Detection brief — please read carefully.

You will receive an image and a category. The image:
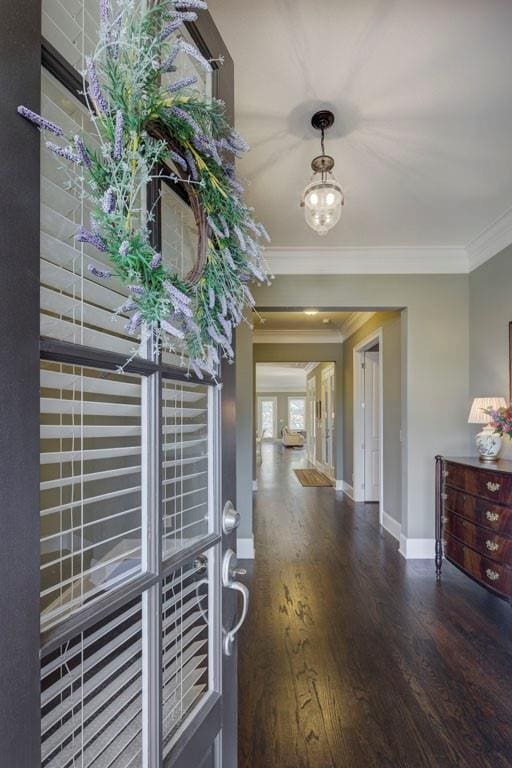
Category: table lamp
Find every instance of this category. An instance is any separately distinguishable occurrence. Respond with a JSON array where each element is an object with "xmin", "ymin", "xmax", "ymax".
[{"xmin": 468, "ymin": 396, "xmax": 507, "ymax": 461}]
